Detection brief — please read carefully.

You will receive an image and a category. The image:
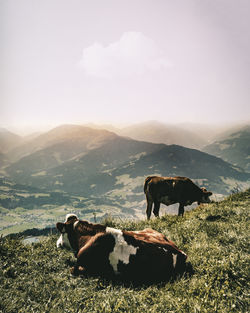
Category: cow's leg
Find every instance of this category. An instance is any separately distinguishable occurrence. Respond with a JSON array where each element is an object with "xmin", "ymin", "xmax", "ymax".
[
  {"xmin": 153, "ymin": 201, "xmax": 160, "ymax": 217},
  {"xmin": 146, "ymin": 200, "xmax": 153, "ymax": 220},
  {"xmin": 74, "ymin": 237, "xmax": 115, "ymax": 277},
  {"xmin": 178, "ymin": 203, "xmax": 185, "ymax": 216}
]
